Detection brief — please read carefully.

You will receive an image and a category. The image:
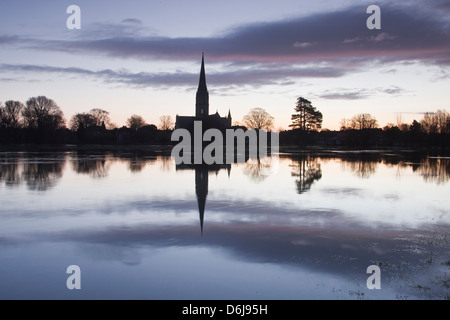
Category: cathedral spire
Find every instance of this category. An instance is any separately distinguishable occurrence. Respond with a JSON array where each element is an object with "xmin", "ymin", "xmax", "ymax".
[
  {"xmin": 195, "ymin": 166, "xmax": 208, "ymax": 236},
  {"xmin": 199, "ymin": 52, "xmax": 207, "ymax": 91},
  {"xmin": 196, "ymin": 52, "xmax": 209, "ymax": 118}
]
